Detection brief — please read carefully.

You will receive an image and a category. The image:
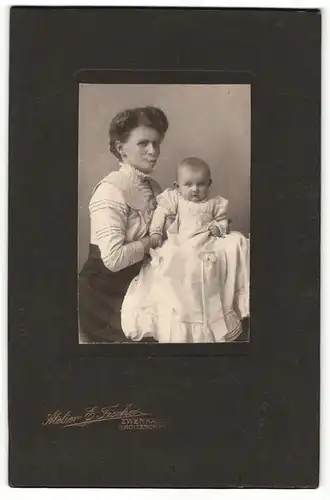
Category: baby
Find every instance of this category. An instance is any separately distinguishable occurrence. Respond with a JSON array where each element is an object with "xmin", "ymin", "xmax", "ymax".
[
  {"xmin": 149, "ymin": 157, "xmax": 229, "ymax": 248},
  {"xmin": 121, "ymin": 157, "xmax": 249, "ymax": 343}
]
